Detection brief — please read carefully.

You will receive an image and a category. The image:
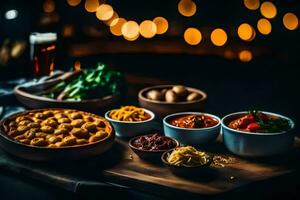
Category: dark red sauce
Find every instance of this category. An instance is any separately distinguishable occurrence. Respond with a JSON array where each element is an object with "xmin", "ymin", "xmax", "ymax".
[{"xmin": 169, "ymin": 114, "xmax": 218, "ymax": 129}]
